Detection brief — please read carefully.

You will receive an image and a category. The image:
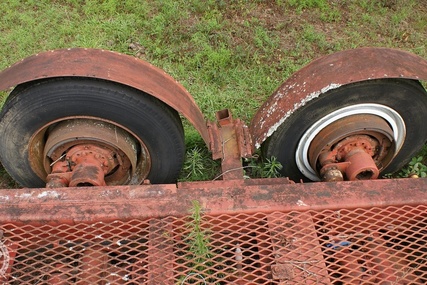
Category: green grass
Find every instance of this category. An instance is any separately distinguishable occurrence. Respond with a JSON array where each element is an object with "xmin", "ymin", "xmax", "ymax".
[
  {"xmin": 0, "ymin": 0, "xmax": 427, "ymax": 183},
  {"xmin": 394, "ymin": 145, "xmax": 427, "ymax": 178}
]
